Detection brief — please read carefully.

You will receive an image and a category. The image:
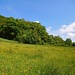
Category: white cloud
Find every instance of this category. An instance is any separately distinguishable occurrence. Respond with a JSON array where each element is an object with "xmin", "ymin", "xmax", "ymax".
[
  {"xmin": 67, "ymin": 33, "xmax": 75, "ymax": 38},
  {"xmin": 46, "ymin": 26, "xmax": 58, "ymax": 36},
  {"xmin": 59, "ymin": 22, "xmax": 75, "ymax": 41},
  {"xmin": 46, "ymin": 26, "xmax": 52, "ymax": 34},
  {"xmin": 59, "ymin": 22, "xmax": 75, "ymax": 33},
  {"xmin": 35, "ymin": 20, "xmax": 40, "ymax": 23},
  {"xmin": 46, "ymin": 22, "xmax": 75, "ymax": 42}
]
